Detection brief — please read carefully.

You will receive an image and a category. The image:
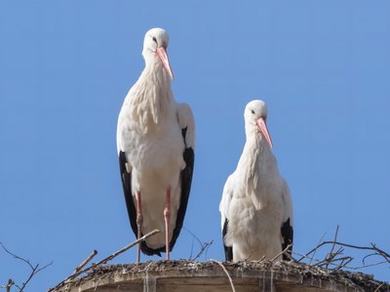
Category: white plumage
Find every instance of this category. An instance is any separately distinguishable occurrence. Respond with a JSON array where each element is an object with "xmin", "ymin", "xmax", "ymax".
[
  {"xmin": 117, "ymin": 28, "xmax": 195, "ymax": 261},
  {"xmin": 219, "ymin": 99, "xmax": 293, "ymax": 262}
]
